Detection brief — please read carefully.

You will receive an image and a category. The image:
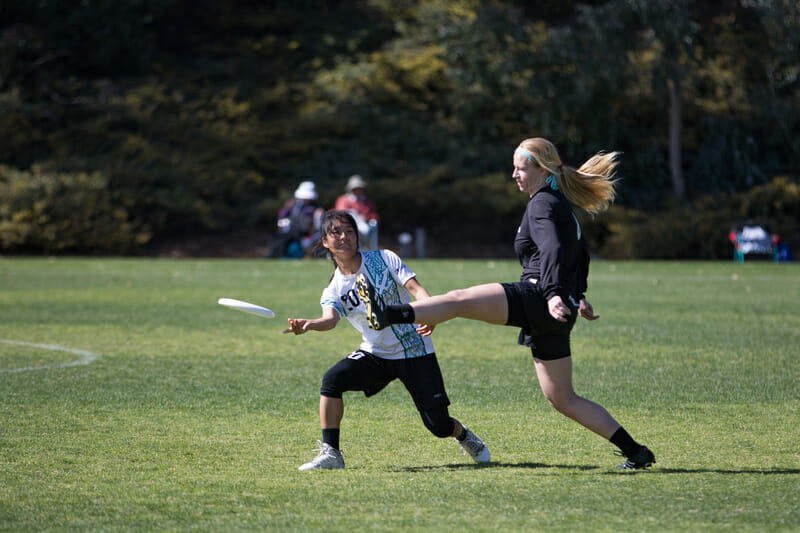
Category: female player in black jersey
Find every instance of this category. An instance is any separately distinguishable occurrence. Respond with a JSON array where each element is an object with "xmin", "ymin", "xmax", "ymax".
[{"xmin": 357, "ymin": 137, "xmax": 655, "ymax": 469}]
